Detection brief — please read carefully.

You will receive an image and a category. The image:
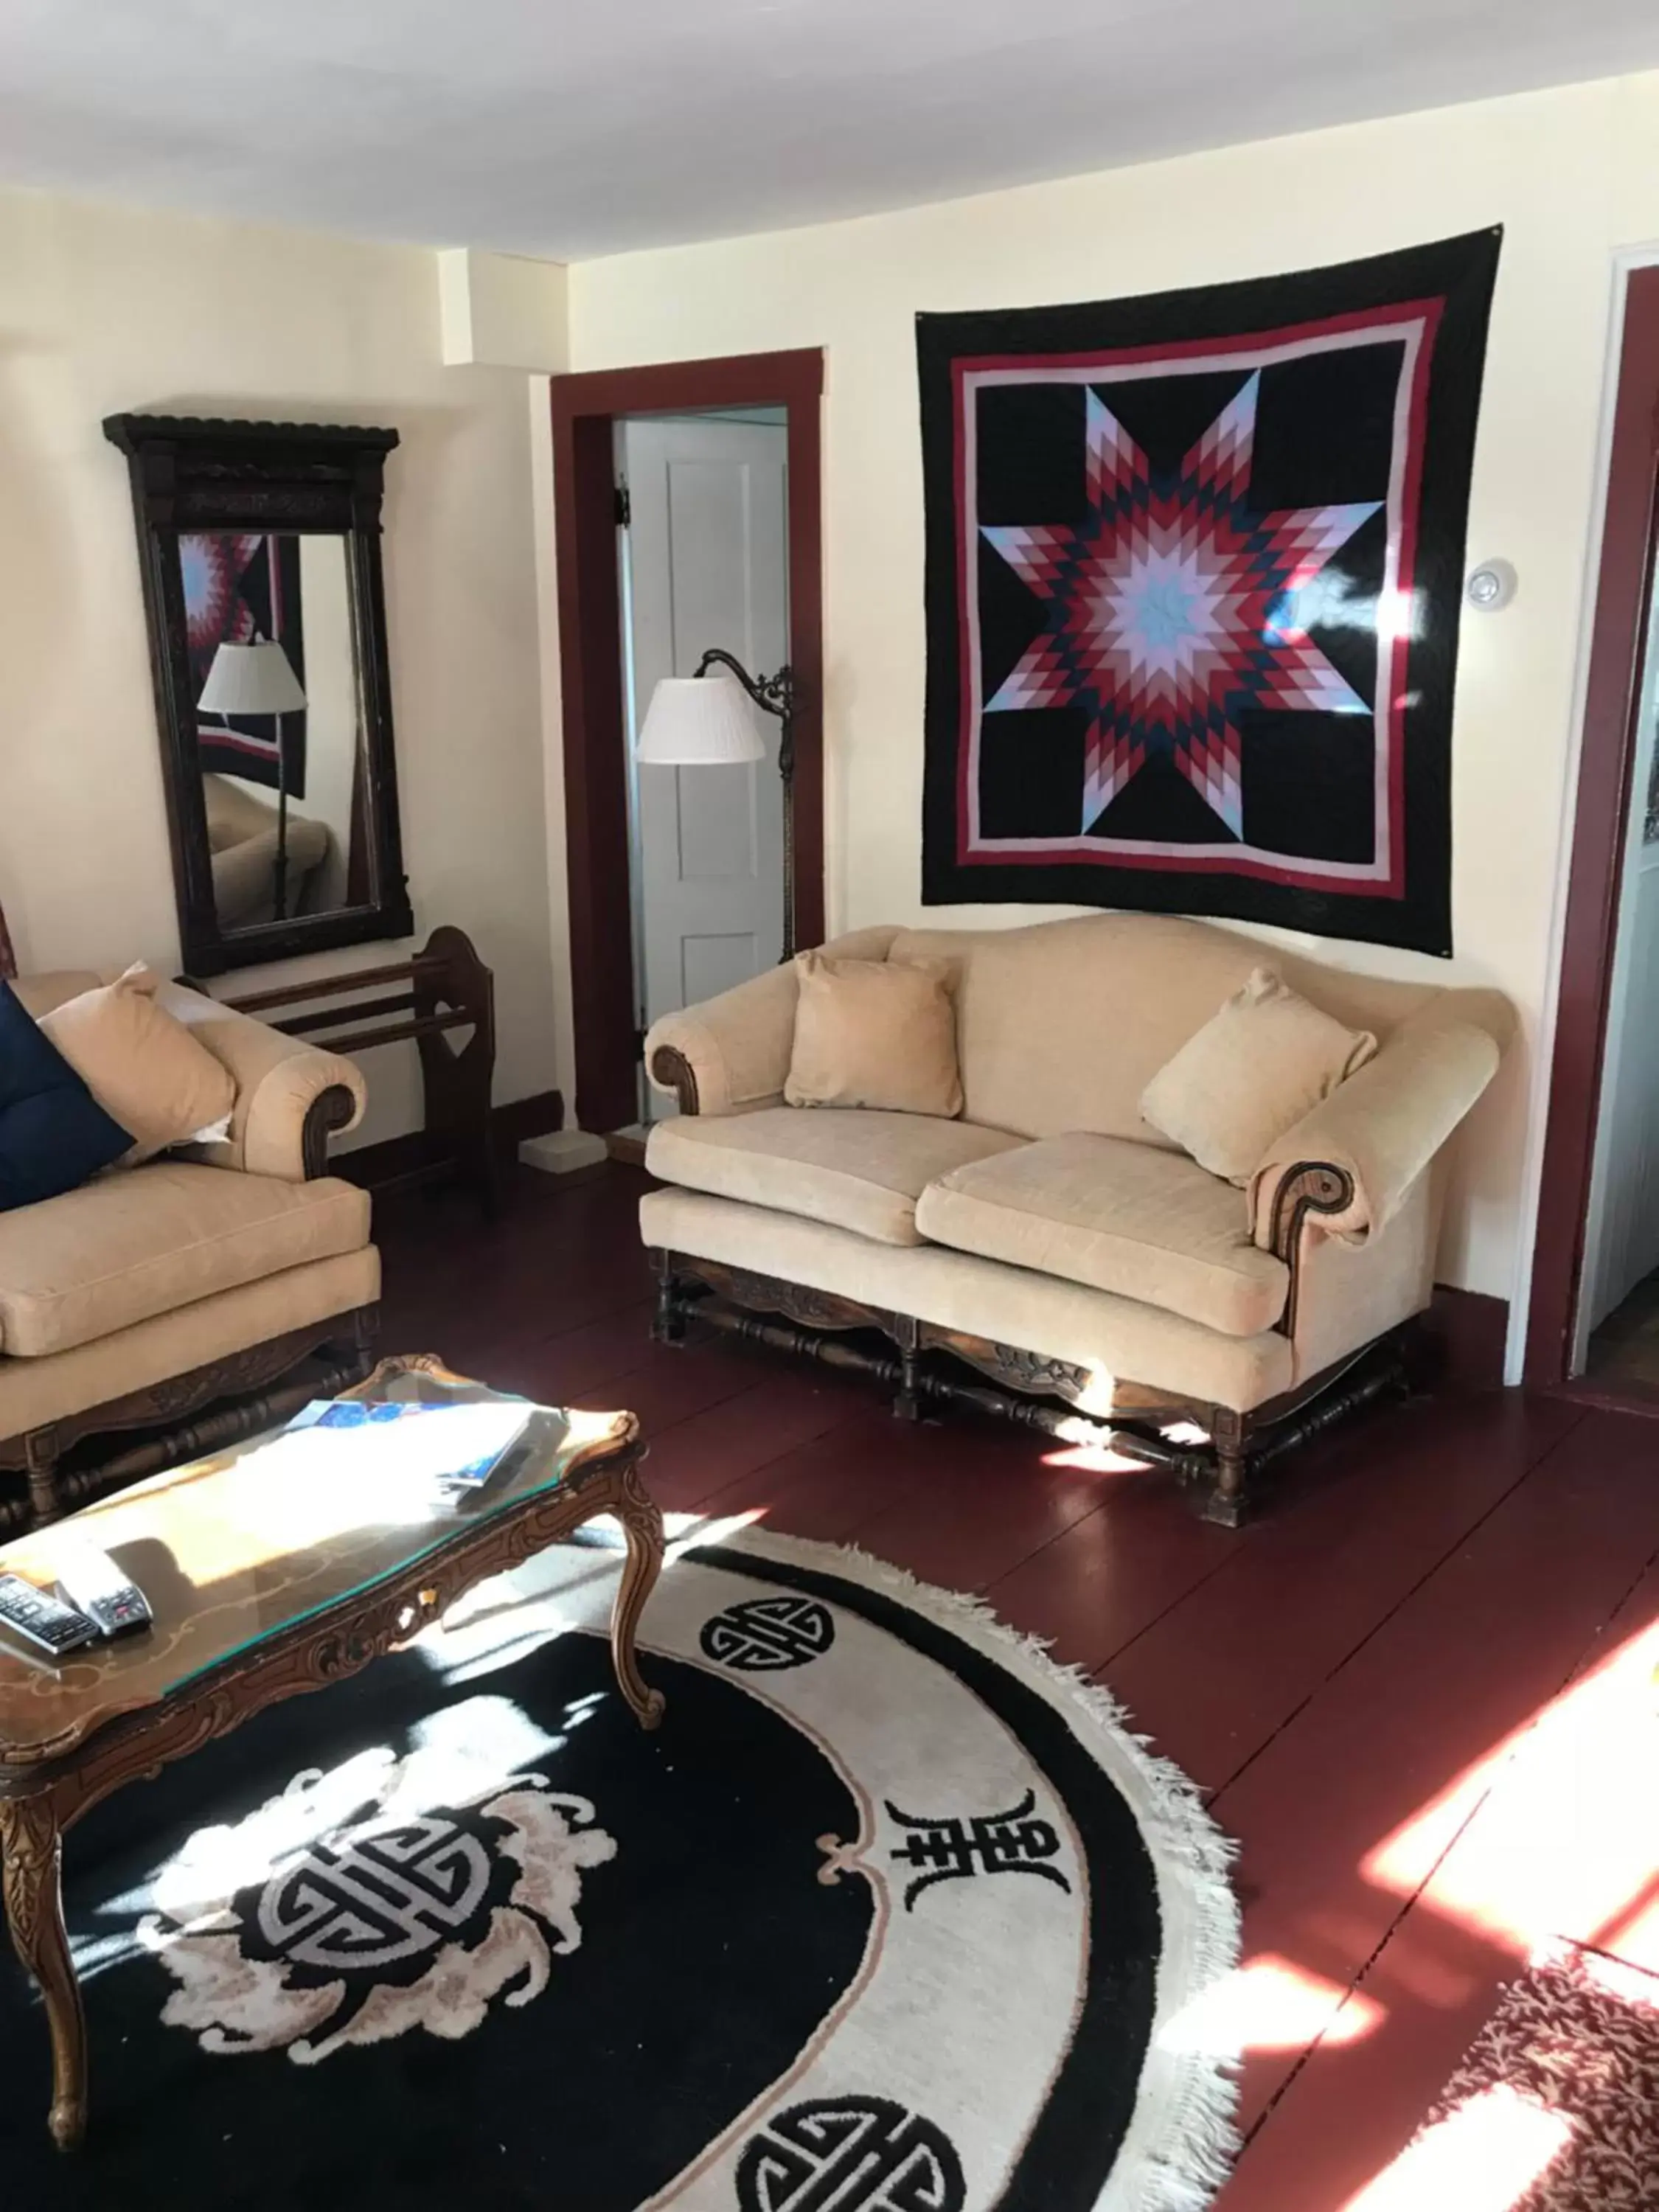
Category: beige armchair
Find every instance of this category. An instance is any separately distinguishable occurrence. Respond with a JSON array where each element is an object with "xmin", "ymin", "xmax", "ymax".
[
  {"xmin": 0, "ymin": 960, "xmax": 378, "ymax": 1534},
  {"xmin": 640, "ymin": 914, "xmax": 1509, "ymax": 1523}
]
